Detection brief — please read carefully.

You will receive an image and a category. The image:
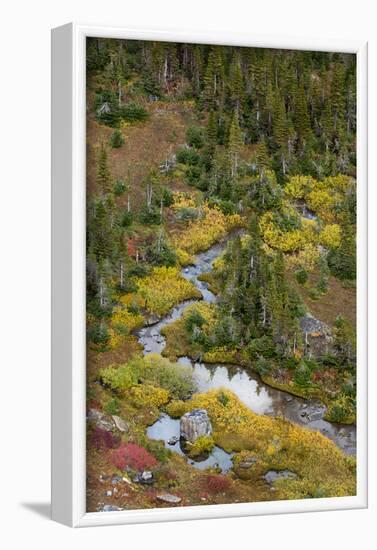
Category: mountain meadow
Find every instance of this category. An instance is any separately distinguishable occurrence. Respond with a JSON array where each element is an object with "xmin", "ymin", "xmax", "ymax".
[{"xmin": 85, "ymin": 38, "xmax": 357, "ymax": 513}]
